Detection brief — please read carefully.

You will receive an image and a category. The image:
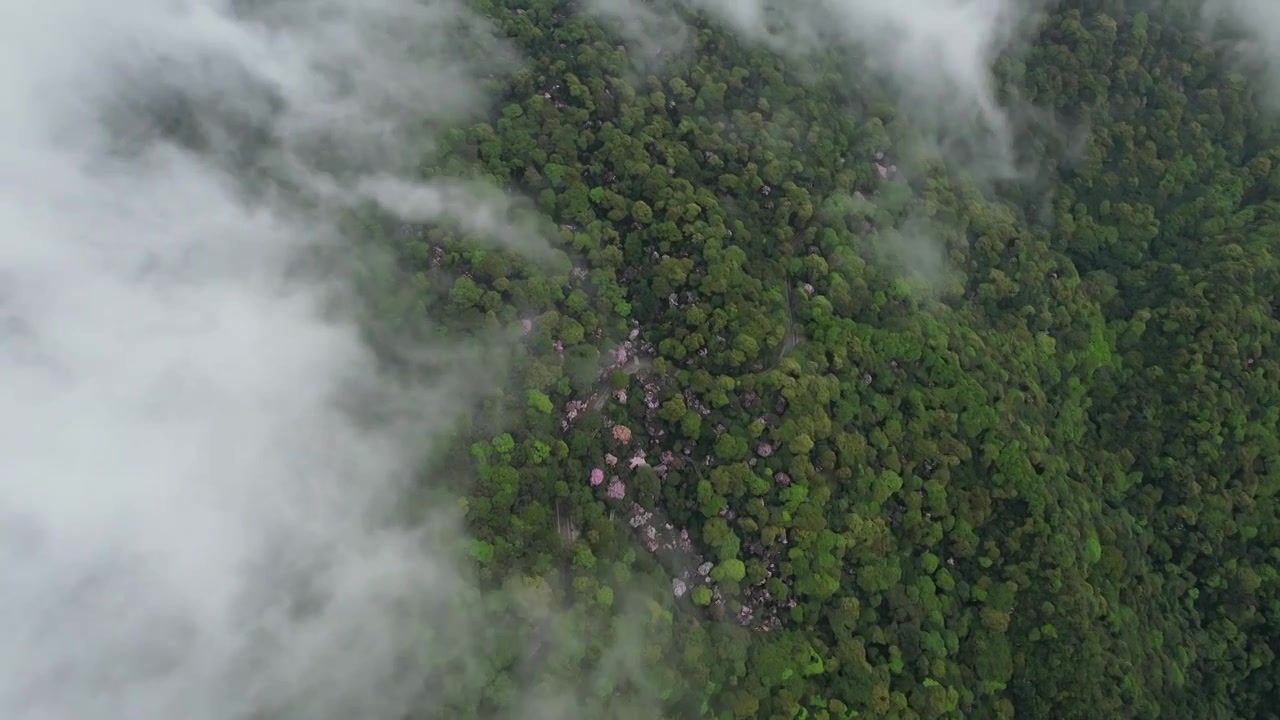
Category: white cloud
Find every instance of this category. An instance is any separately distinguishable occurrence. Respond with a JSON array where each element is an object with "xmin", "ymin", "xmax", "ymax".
[
  {"xmin": 685, "ymin": 0, "xmax": 1051, "ymax": 174},
  {"xmin": 1198, "ymin": 0, "xmax": 1280, "ymax": 105},
  {"xmin": 0, "ymin": 1, "xmax": 532, "ymax": 718},
  {"xmin": 583, "ymin": 0, "xmax": 692, "ymax": 69}
]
